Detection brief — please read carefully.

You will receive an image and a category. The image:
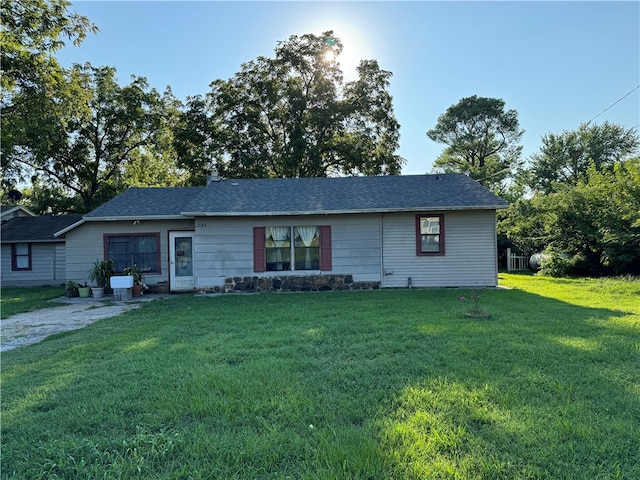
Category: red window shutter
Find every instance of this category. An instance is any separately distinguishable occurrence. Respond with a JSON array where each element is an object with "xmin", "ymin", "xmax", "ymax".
[
  {"xmin": 253, "ymin": 227, "xmax": 266, "ymax": 272},
  {"xmin": 320, "ymin": 225, "xmax": 332, "ymax": 271}
]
